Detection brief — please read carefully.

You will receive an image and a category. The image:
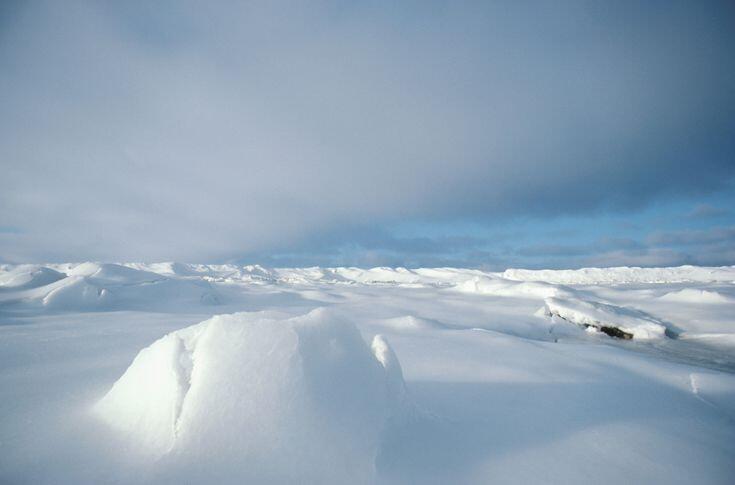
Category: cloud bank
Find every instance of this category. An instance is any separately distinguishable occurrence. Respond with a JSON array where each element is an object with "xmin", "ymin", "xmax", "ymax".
[{"xmin": 1, "ymin": 1, "xmax": 734, "ymax": 264}]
